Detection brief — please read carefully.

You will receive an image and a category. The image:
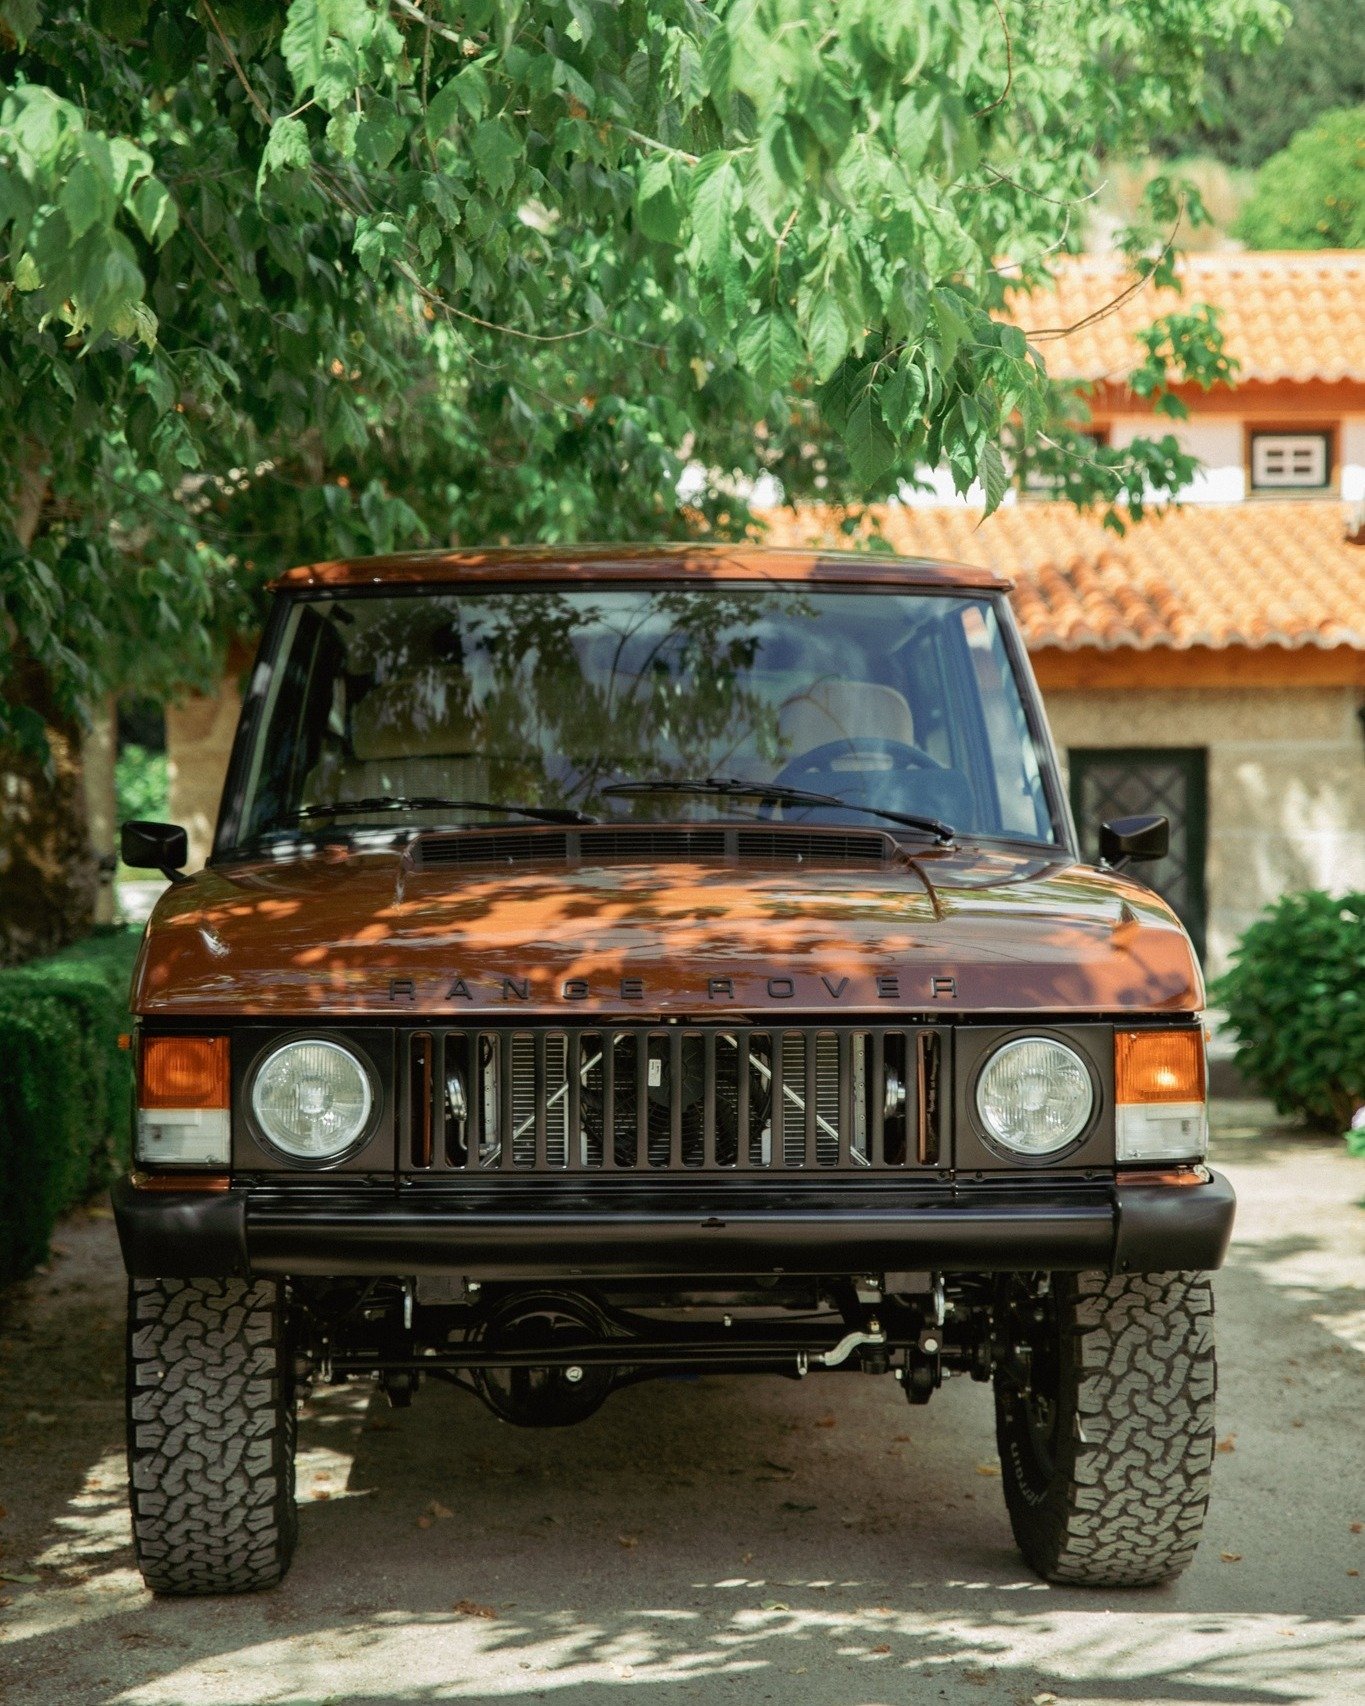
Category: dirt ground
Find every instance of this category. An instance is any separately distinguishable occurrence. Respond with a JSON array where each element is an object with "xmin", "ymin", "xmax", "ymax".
[{"xmin": 1, "ymin": 1103, "xmax": 1362, "ymax": 1706}]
